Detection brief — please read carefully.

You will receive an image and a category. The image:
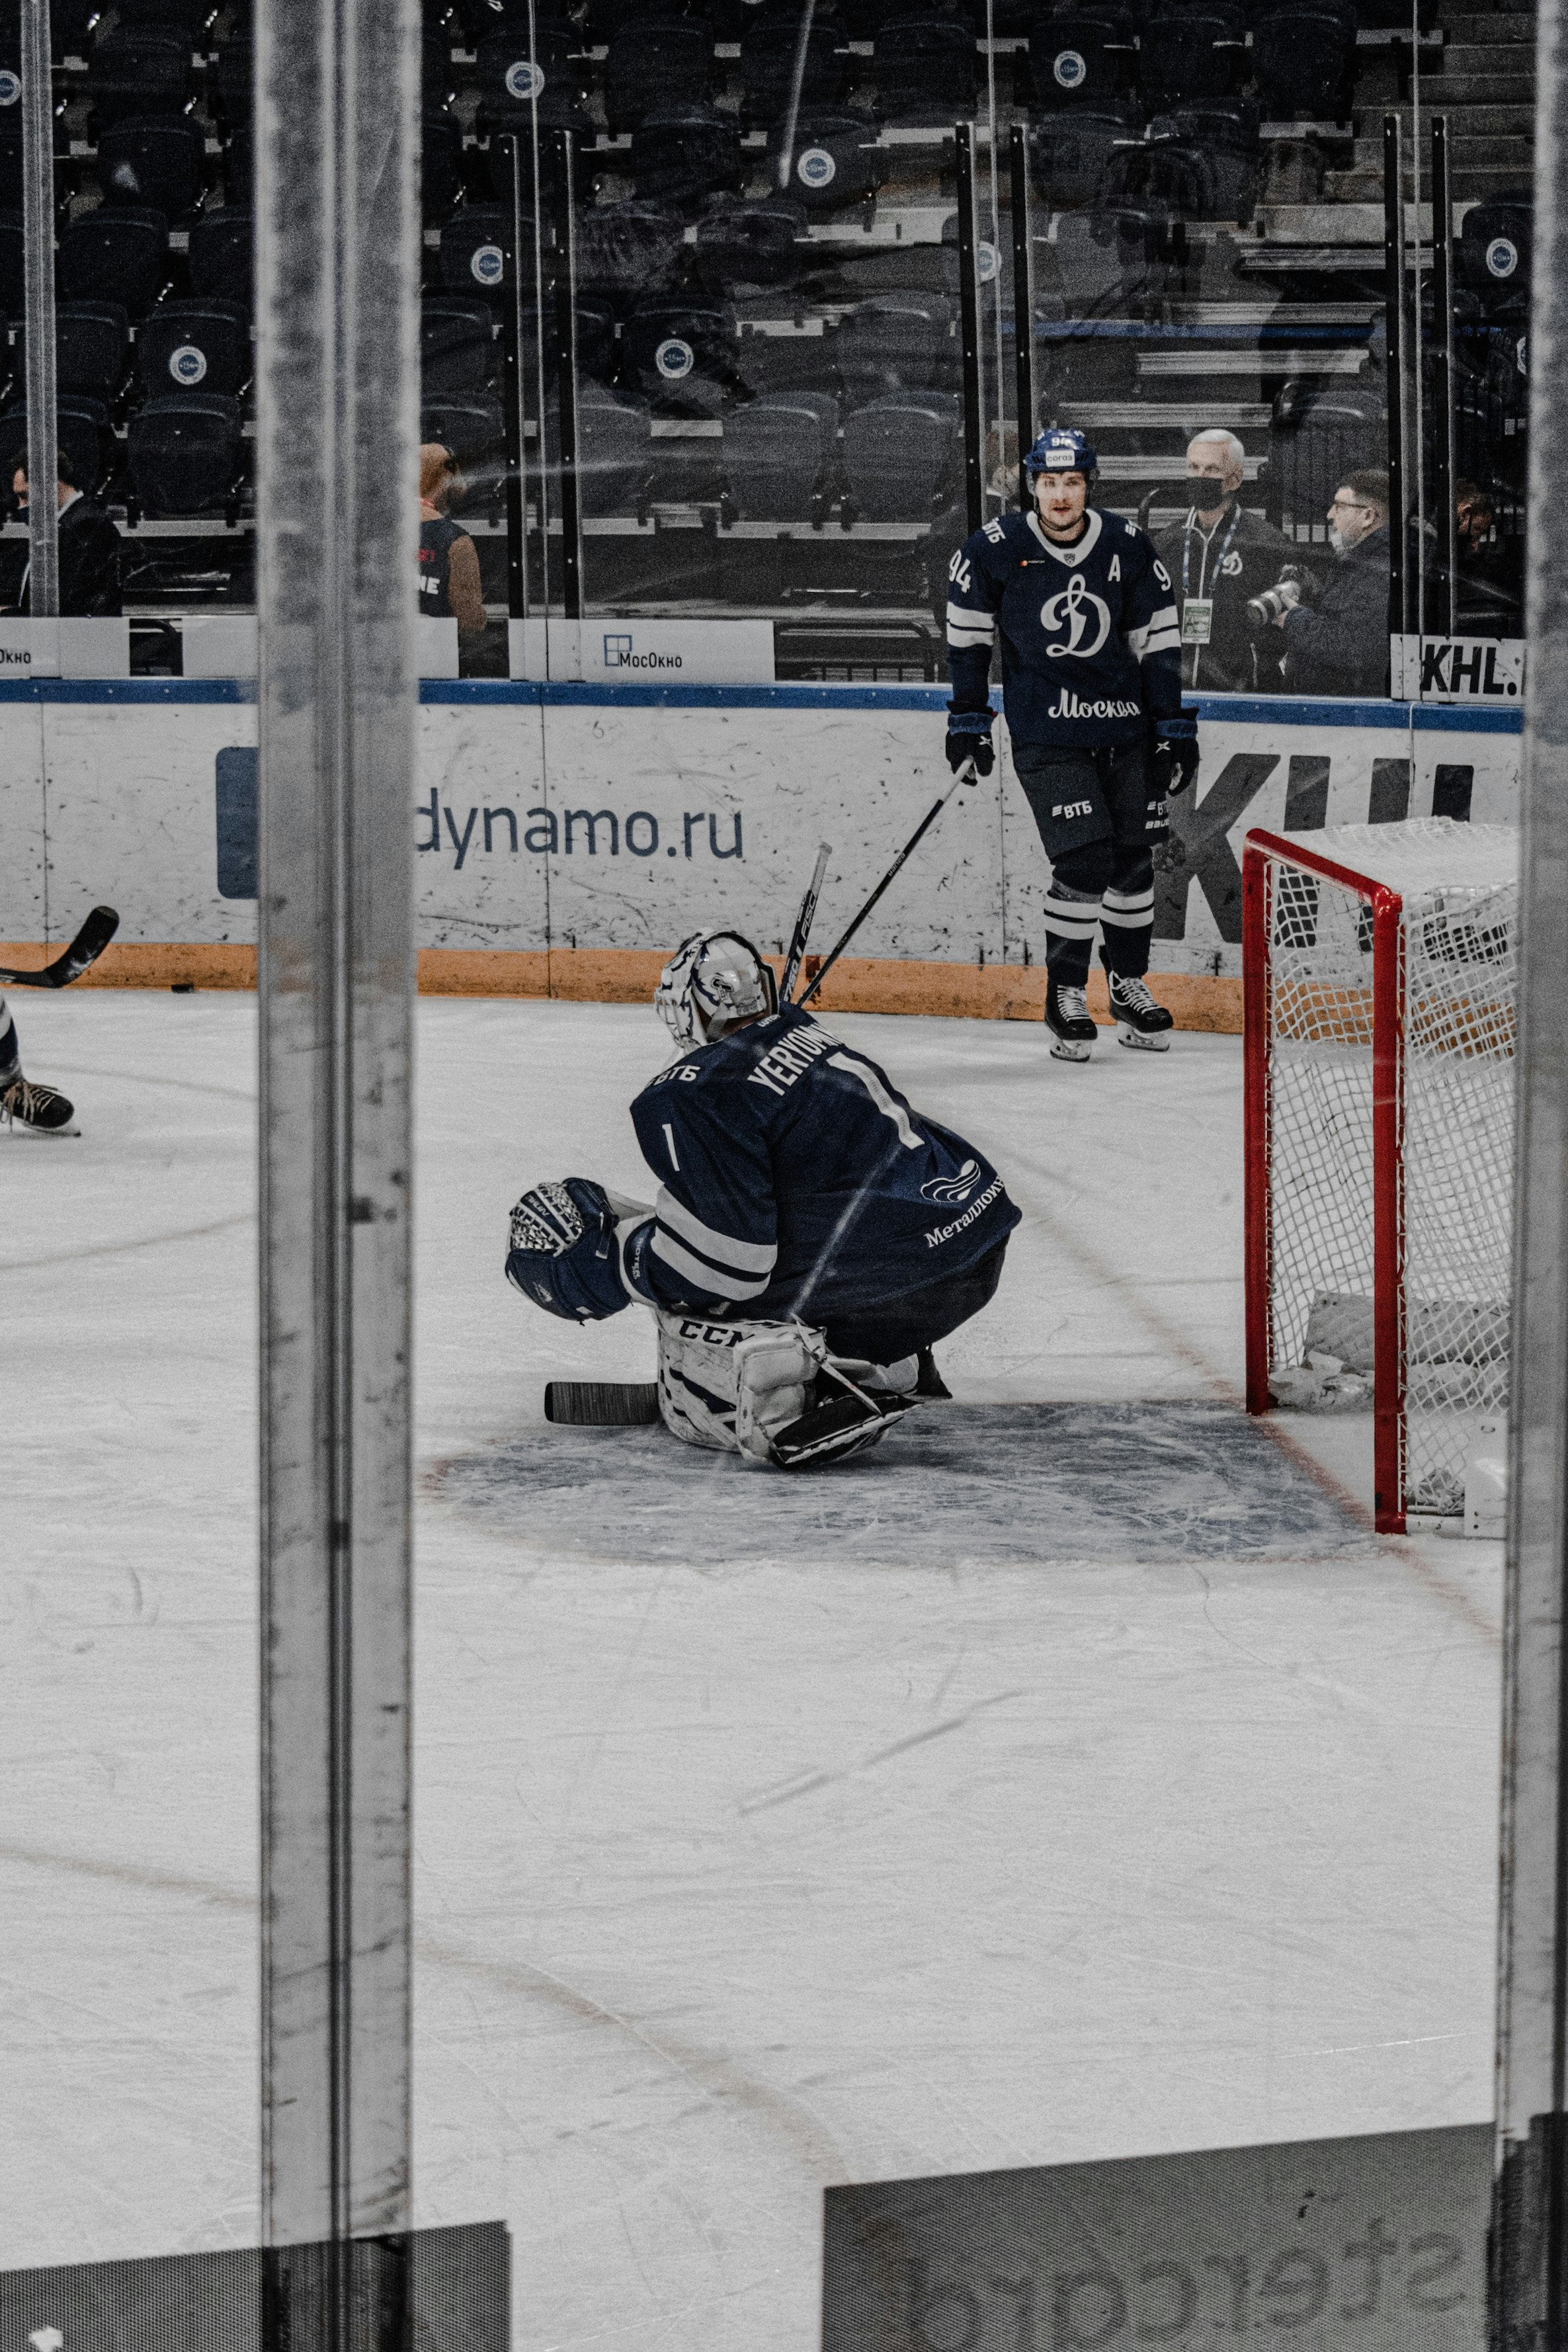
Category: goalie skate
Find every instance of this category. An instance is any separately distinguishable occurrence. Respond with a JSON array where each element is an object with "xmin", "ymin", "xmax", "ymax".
[{"xmin": 766, "ymin": 1372, "xmax": 917, "ymax": 1469}]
